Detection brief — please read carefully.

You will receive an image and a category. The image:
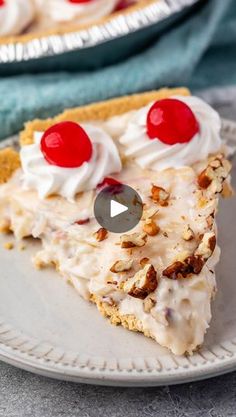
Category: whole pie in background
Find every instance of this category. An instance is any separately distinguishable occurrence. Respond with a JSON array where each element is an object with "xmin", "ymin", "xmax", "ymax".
[{"xmin": 0, "ymin": 0, "xmax": 151, "ymax": 41}]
